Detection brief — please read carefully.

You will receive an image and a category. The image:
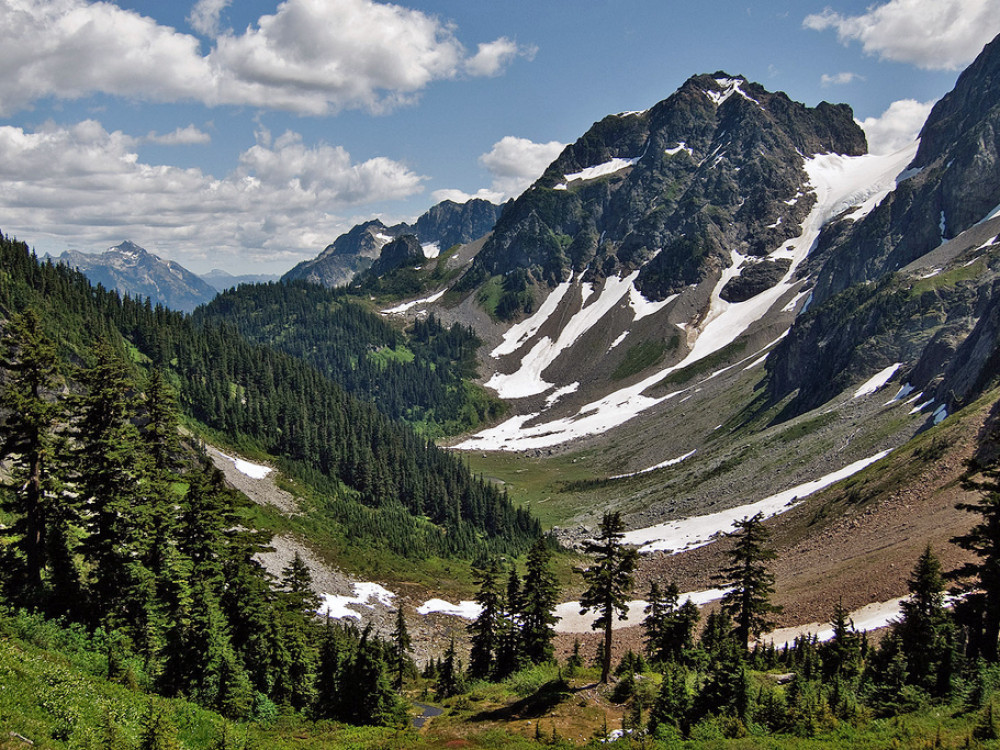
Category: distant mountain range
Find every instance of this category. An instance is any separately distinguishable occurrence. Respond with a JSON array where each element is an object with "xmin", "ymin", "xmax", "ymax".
[
  {"xmin": 50, "ymin": 241, "xmax": 218, "ymax": 313},
  {"xmin": 282, "ymin": 198, "xmax": 503, "ymax": 287},
  {"xmin": 200, "ymin": 268, "xmax": 281, "ymax": 291}
]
